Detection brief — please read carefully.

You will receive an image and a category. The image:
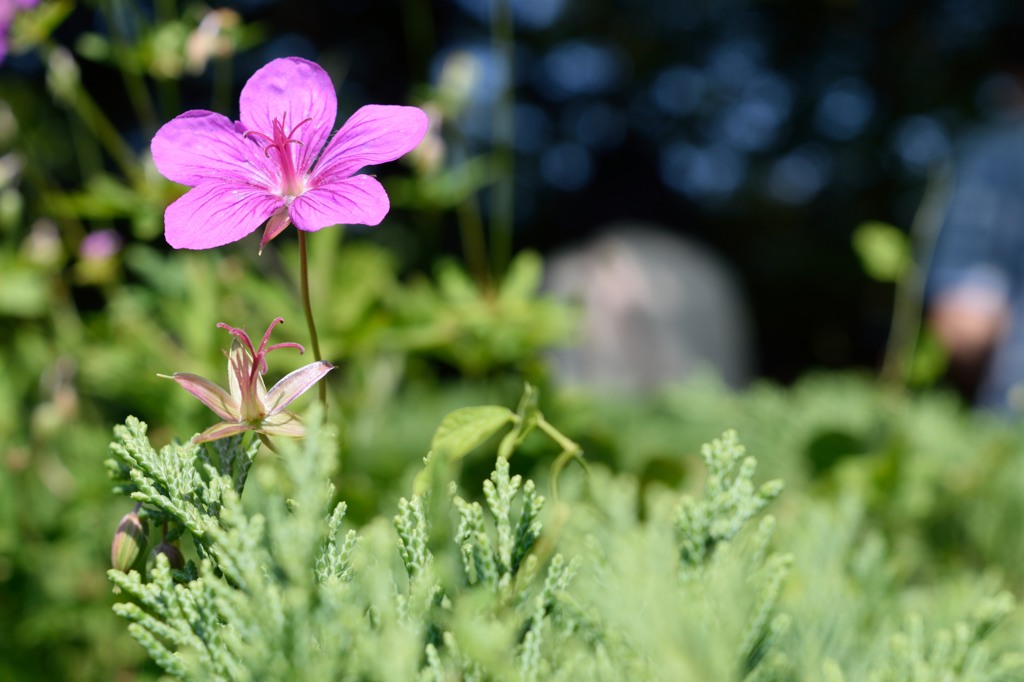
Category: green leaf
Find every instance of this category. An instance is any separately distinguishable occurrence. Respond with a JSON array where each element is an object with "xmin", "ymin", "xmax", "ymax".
[
  {"xmin": 499, "ymin": 250, "xmax": 543, "ymax": 304},
  {"xmin": 851, "ymin": 221, "xmax": 910, "ymax": 283},
  {"xmin": 12, "ymin": 0, "xmax": 74, "ymax": 53},
  {"xmin": 431, "ymin": 406, "xmax": 515, "ymax": 461},
  {"xmin": 0, "ymin": 266, "xmax": 50, "ymax": 317},
  {"xmin": 436, "ymin": 259, "xmax": 480, "ymax": 304}
]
